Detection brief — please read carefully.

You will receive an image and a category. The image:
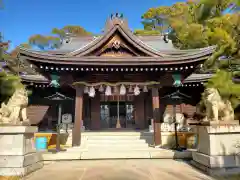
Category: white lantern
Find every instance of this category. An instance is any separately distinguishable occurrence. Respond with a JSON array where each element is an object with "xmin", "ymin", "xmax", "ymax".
[
  {"xmin": 119, "ymin": 85, "xmax": 126, "ymax": 95},
  {"xmin": 84, "ymin": 86, "xmax": 89, "ymax": 94},
  {"xmin": 143, "ymin": 85, "xmax": 148, "ymax": 92},
  {"xmin": 88, "ymin": 86, "xmax": 95, "ymax": 97},
  {"xmin": 128, "ymin": 85, "xmax": 133, "ymax": 93},
  {"xmin": 134, "ymin": 85, "xmax": 140, "ymax": 96},
  {"xmin": 114, "ymin": 86, "xmax": 118, "ymax": 94},
  {"xmin": 105, "ymin": 86, "xmax": 112, "ymax": 96},
  {"xmin": 99, "ymin": 85, "xmax": 104, "ymax": 92}
]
